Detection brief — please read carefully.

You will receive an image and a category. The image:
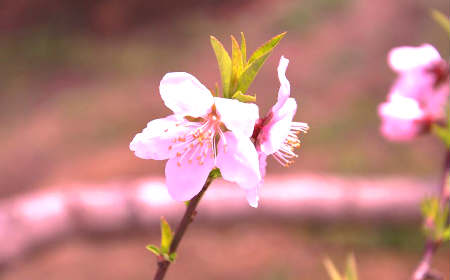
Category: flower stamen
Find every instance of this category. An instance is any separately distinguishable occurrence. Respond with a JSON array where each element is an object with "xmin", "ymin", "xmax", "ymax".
[
  {"xmin": 170, "ymin": 114, "xmax": 222, "ymax": 167},
  {"xmin": 273, "ymin": 122, "xmax": 309, "ymax": 167}
]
